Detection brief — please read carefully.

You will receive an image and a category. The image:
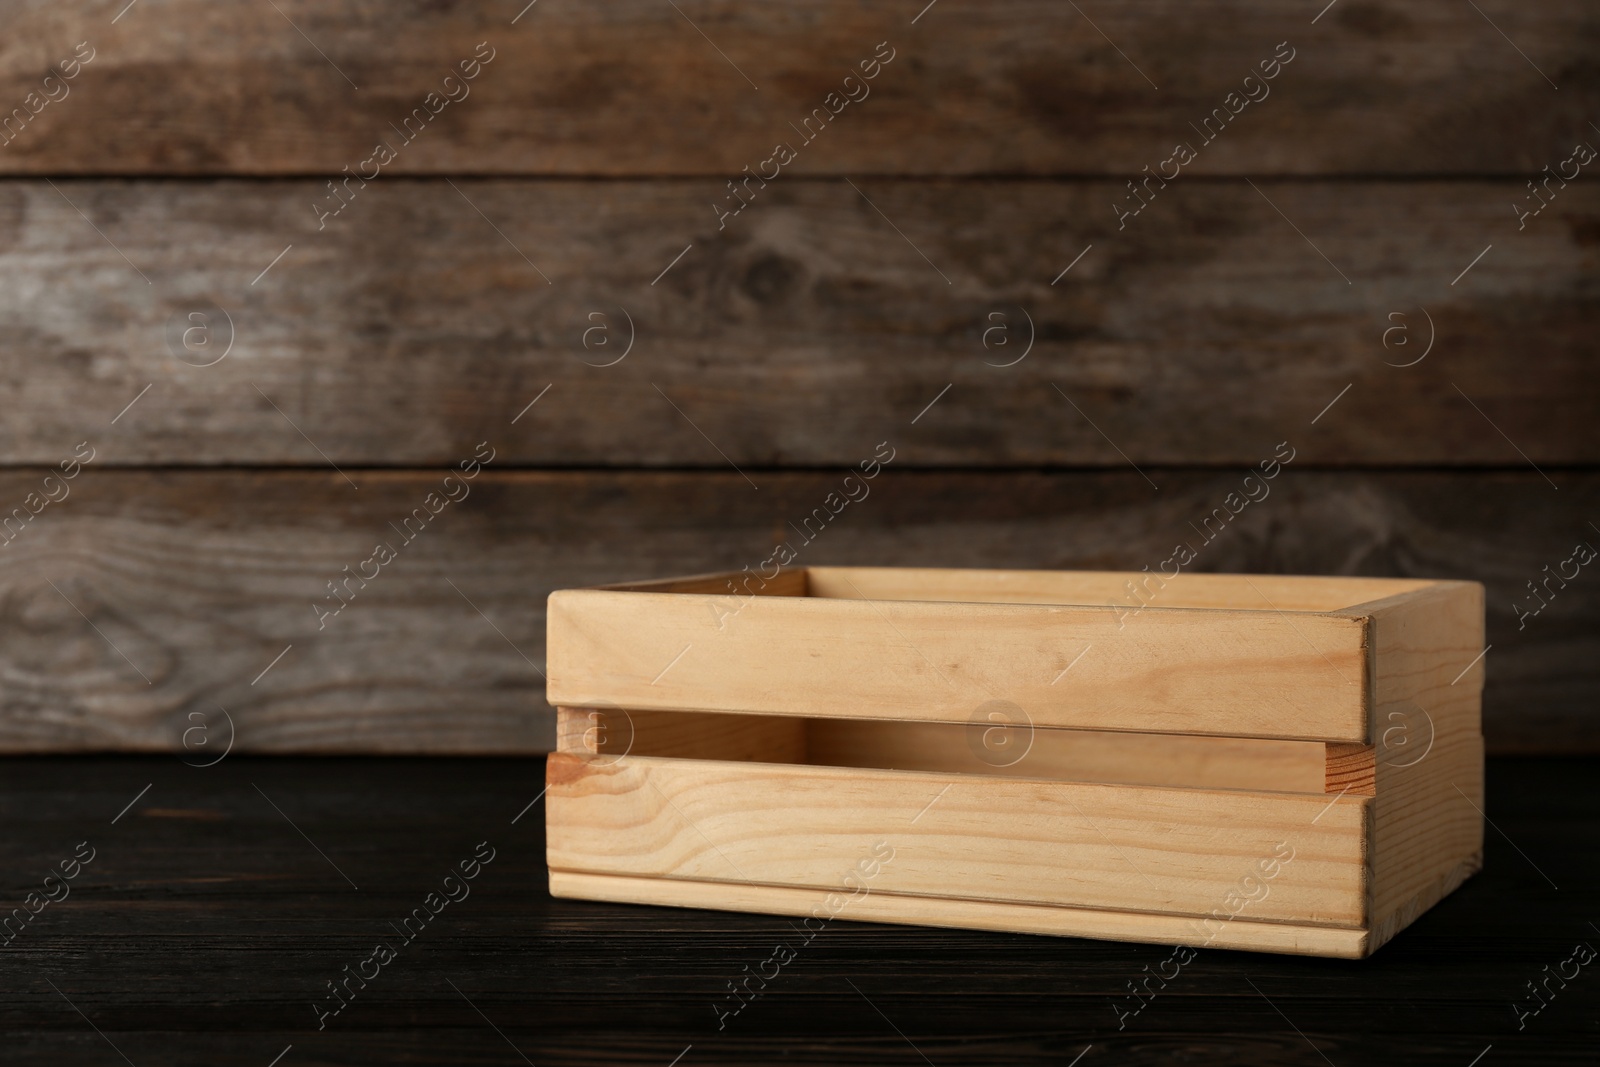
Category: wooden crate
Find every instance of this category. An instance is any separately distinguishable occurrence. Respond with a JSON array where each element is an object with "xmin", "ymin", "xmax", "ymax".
[{"xmin": 544, "ymin": 567, "xmax": 1485, "ymax": 958}]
